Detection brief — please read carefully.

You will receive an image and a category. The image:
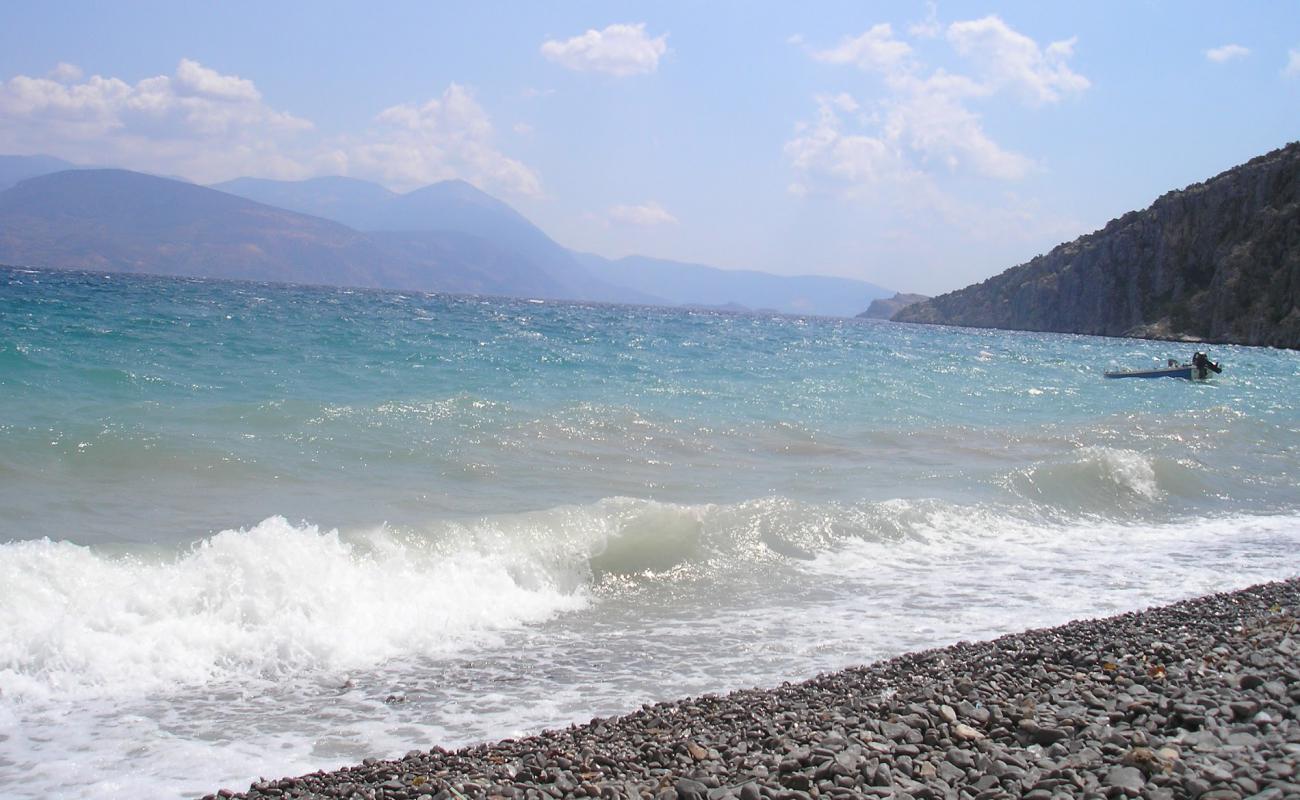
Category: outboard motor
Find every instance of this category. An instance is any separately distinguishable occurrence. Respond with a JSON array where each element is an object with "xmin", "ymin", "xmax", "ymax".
[{"xmin": 1191, "ymin": 352, "xmax": 1222, "ymax": 378}]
